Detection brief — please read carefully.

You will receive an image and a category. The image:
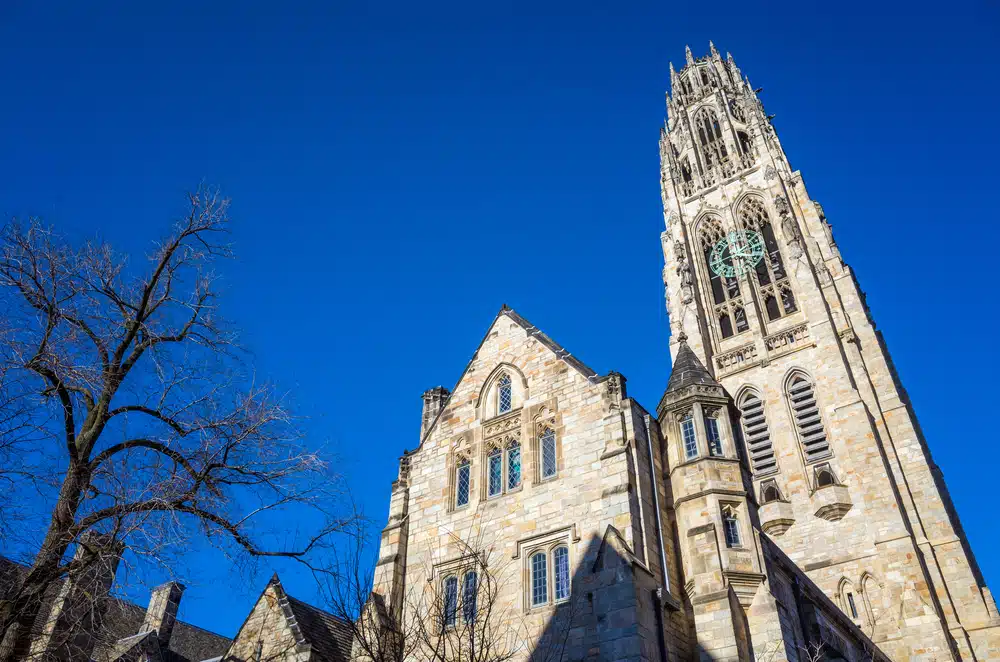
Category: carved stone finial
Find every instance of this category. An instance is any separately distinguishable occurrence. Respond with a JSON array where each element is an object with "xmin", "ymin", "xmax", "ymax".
[
  {"xmin": 685, "ymin": 45, "xmax": 694, "ymax": 65},
  {"xmin": 677, "ymin": 331, "xmax": 689, "ymax": 344},
  {"xmin": 709, "ymin": 41, "xmax": 719, "ymax": 58}
]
